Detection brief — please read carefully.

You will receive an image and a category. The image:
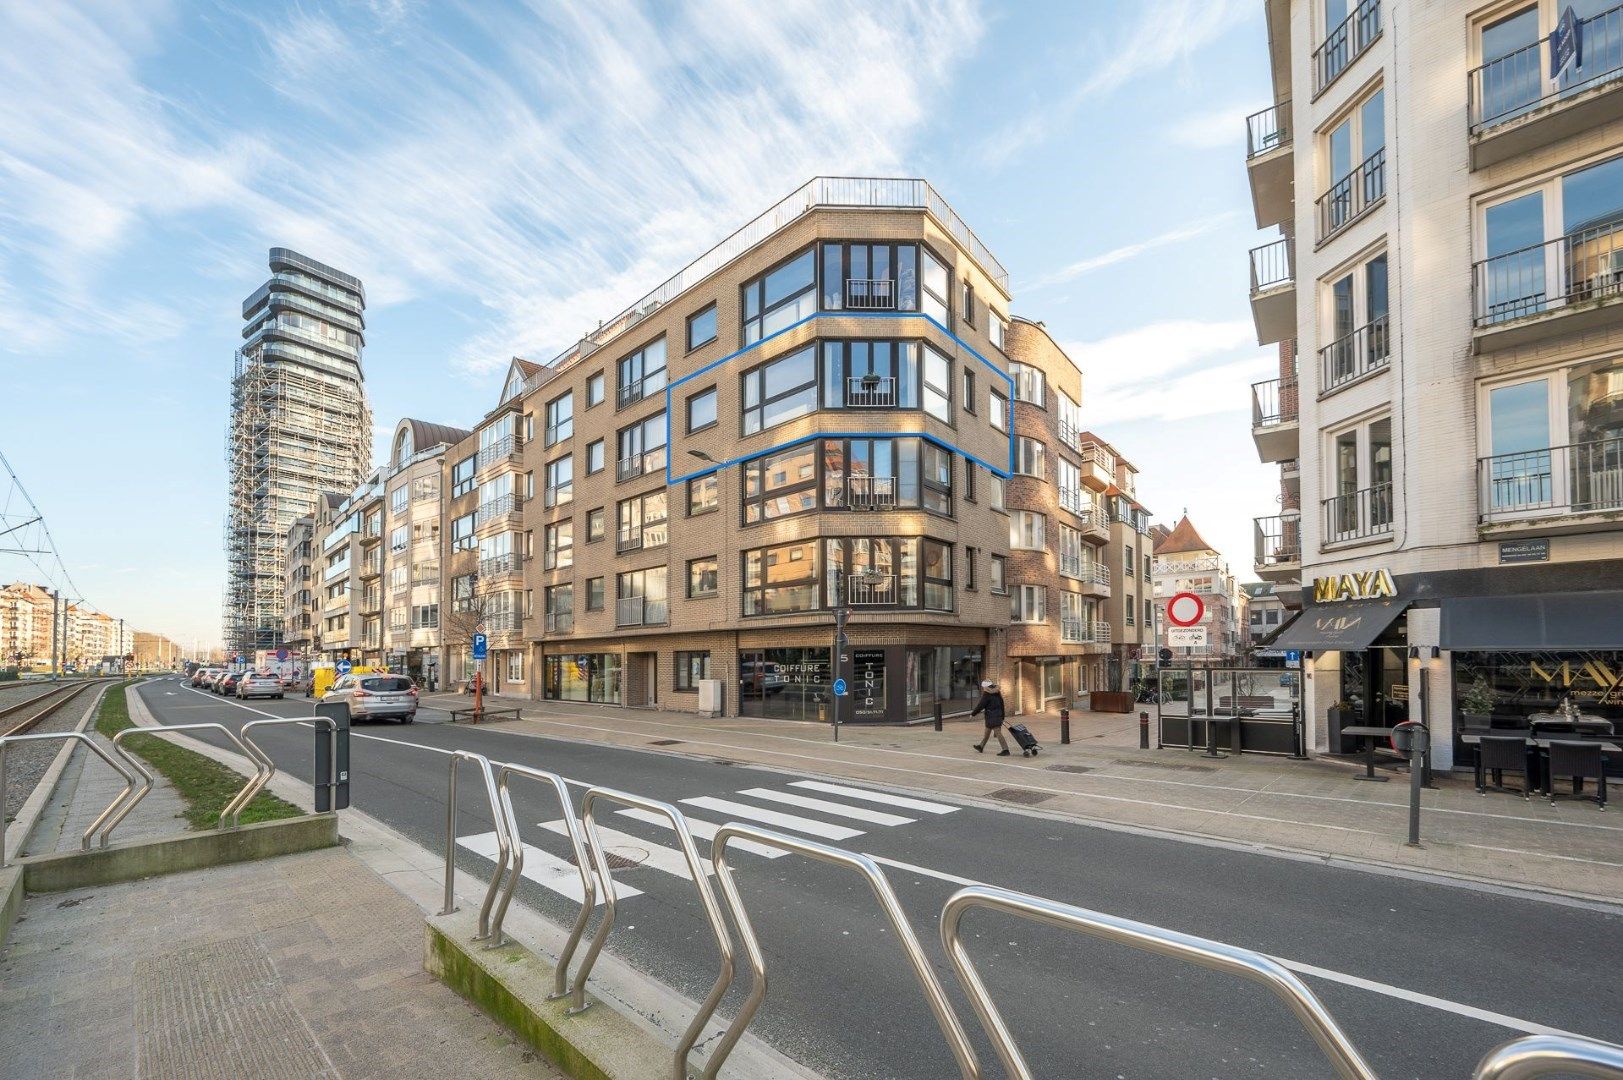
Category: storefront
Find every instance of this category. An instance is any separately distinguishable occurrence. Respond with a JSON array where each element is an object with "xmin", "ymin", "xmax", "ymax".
[
  {"xmin": 735, "ymin": 643, "xmax": 985, "ymax": 724},
  {"xmin": 543, "ymin": 652, "xmax": 623, "ymax": 704}
]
